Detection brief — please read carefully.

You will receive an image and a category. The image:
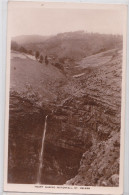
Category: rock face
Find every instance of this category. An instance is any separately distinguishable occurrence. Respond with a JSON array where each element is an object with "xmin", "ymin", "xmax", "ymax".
[
  {"xmin": 8, "ymin": 94, "xmax": 87, "ymax": 184},
  {"xmin": 65, "ymin": 50, "xmax": 122, "ymax": 186},
  {"xmin": 66, "ymin": 132, "xmax": 120, "ymax": 186},
  {"xmin": 8, "ymin": 49, "xmax": 122, "ymax": 186}
]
